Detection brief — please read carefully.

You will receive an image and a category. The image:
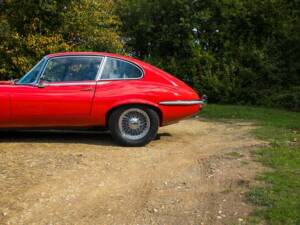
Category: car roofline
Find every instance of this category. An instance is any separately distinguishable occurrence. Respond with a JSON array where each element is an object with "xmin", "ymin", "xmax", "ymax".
[{"xmin": 46, "ymin": 52, "xmax": 144, "ymax": 66}]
